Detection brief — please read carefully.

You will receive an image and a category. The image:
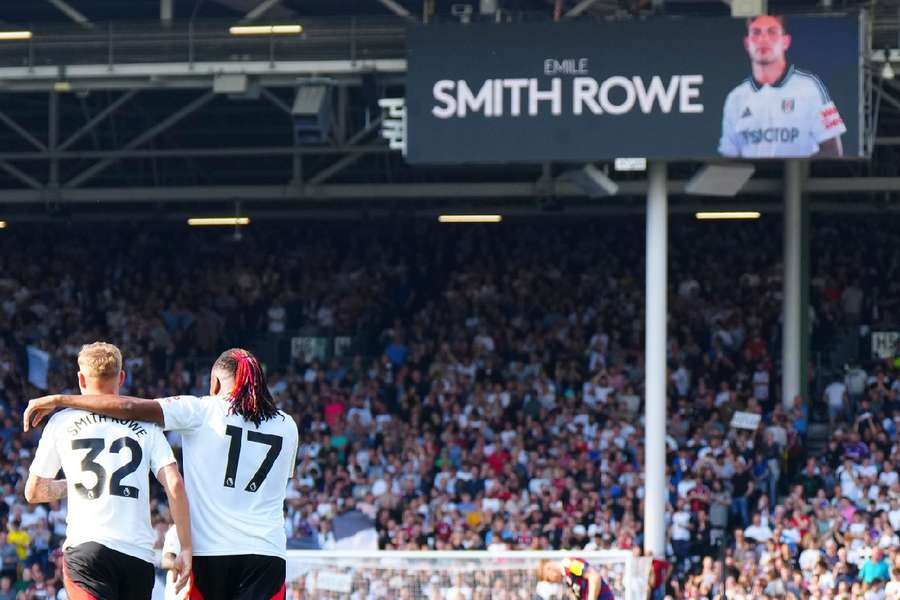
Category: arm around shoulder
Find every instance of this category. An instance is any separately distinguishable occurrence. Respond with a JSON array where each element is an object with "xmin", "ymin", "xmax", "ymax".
[{"xmin": 57, "ymin": 394, "xmax": 164, "ymax": 425}]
